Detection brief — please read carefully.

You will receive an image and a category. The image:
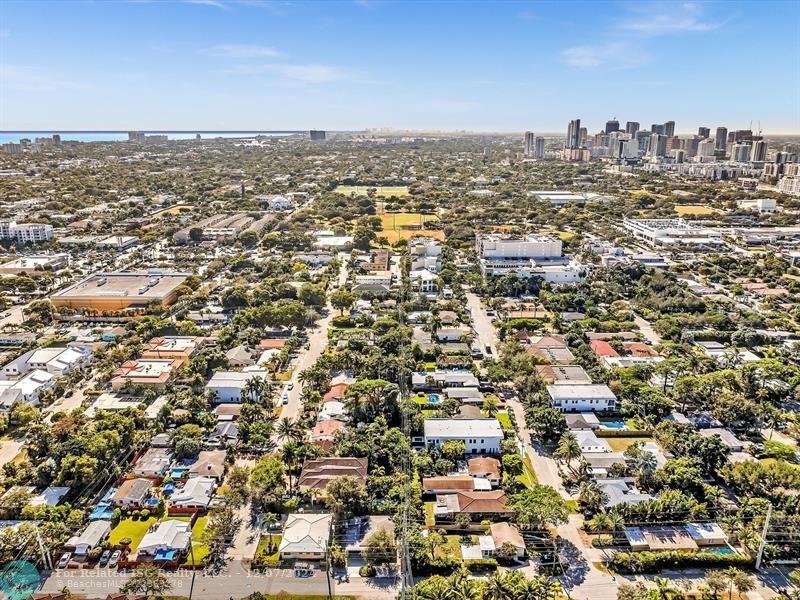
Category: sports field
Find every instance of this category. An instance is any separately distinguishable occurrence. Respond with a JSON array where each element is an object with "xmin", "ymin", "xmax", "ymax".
[
  {"xmin": 674, "ymin": 204, "xmax": 721, "ymax": 216},
  {"xmin": 378, "ymin": 212, "xmax": 443, "ymax": 243},
  {"xmin": 335, "ymin": 185, "xmax": 409, "ymax": 197}
]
